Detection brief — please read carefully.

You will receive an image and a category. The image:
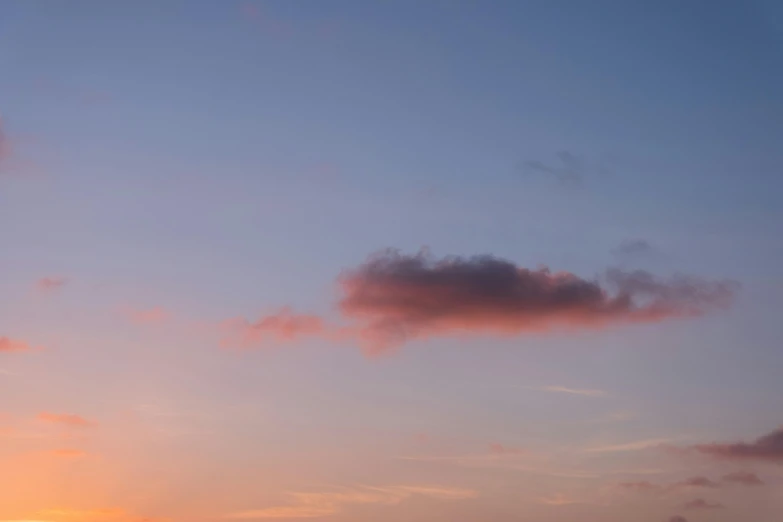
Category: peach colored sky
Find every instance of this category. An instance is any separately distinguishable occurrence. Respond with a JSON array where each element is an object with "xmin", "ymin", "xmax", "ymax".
[{"xmin": 2, "ymin": 1, "xmax": 783, "ymax": 521}]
